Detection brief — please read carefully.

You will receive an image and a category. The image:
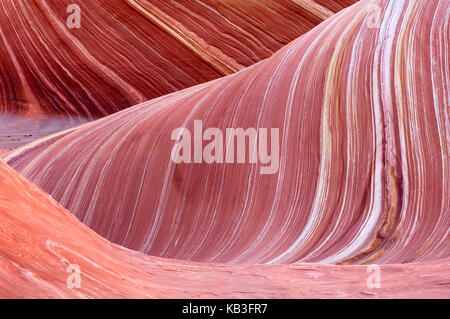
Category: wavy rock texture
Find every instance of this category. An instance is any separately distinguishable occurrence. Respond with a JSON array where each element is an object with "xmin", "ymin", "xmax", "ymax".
[
  {"xmin": 0, "ymin": 0, "xmax": 356, "ymax": 119},
  {"xmin": 6, "ymin": 0, "xmax": 449, "ymax": 268},
  {"xmin": 0, "ymin": 159, "xmax": 449, "ymax": 298}
]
